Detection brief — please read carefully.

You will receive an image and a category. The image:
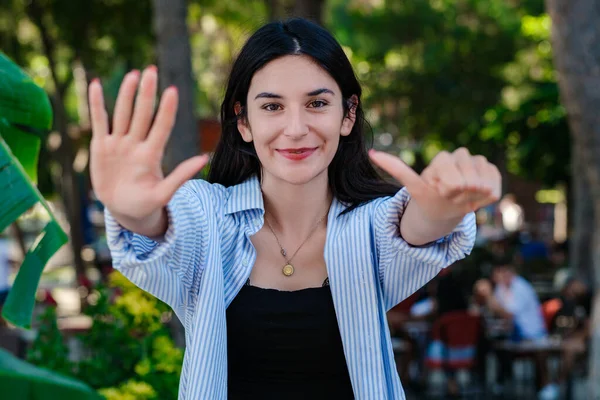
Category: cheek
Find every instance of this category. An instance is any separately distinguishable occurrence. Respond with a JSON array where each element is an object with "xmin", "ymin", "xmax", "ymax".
[
  {"xmin": 319, "ymin": 116, "xmax": 345, "ymax": 141},
  {"xmin": 247, "ymin": 118, "xmax": 279, "ymax": 145}
]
